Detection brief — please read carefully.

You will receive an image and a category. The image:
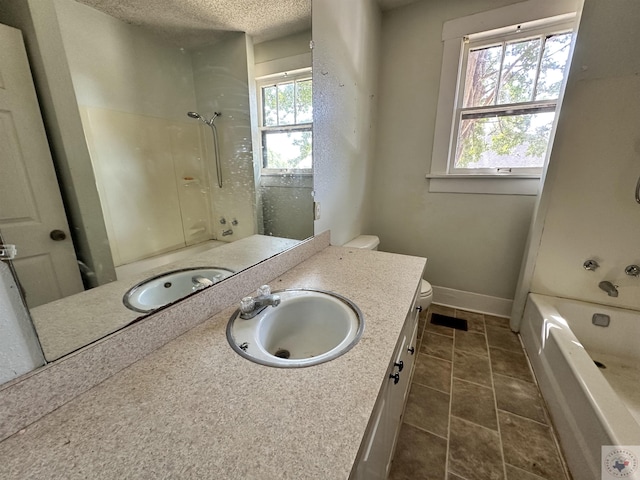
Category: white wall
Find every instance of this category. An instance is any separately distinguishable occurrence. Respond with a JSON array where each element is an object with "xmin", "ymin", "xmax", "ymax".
[
  {"xmin": 312, "ymin": 0, "xmax": 381, "ymax": 246},
  {"xmin": 369, "ymin": 0, "xmax": 539, "ymax": 301},
  {"xmin": 0, "ymin": 262, "xmax": 44, "ymax": 384},
  {"xmin": 527, "ymin": 0, "xmax": 640, "ymax": 311},
  {"xmin": 254, "ymin": 30, "xmax": 311, "ymax": 66}
]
